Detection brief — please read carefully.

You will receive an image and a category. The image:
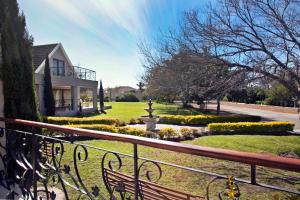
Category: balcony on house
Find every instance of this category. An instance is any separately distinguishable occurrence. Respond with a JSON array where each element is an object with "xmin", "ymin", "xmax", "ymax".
[{"xmin": 51, "ymin": 65, "xmax": 96, "ymax": 81}]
